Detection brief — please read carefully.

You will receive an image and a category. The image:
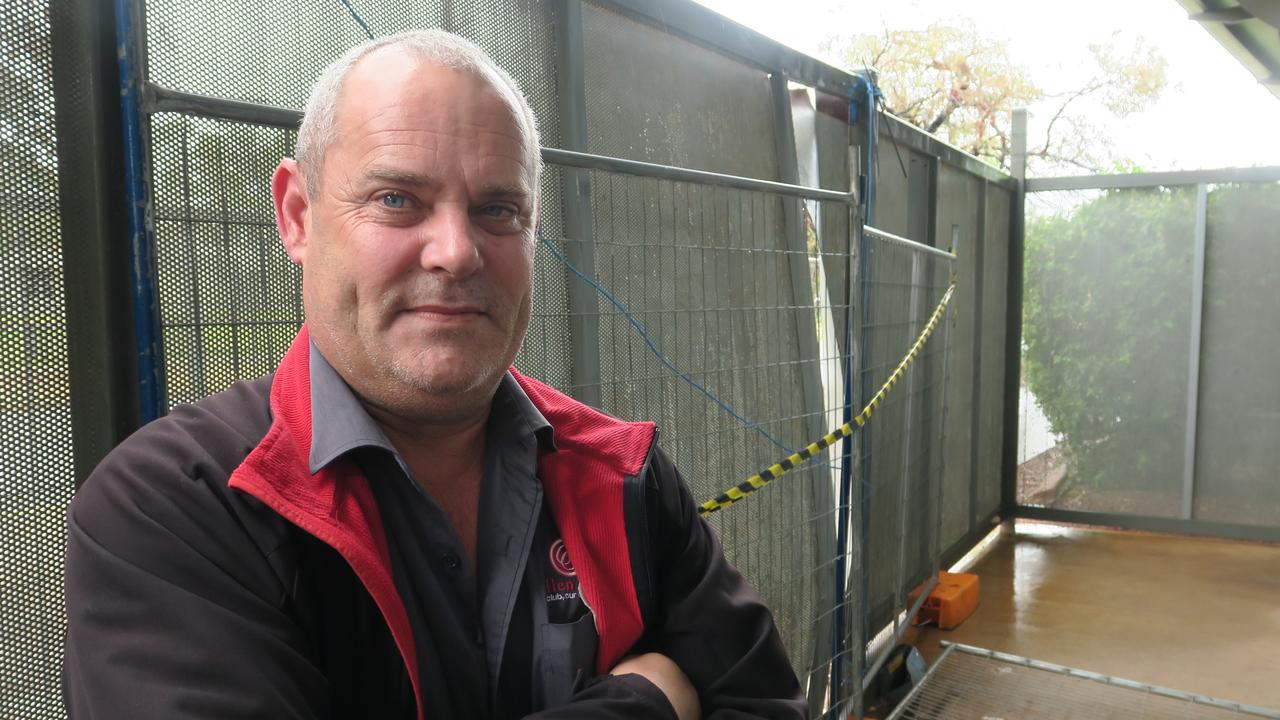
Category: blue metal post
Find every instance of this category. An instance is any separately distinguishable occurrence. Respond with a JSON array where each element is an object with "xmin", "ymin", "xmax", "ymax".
[
  {"xmin": 113, "ymin": 0, "xmax": 164, "ymax": 421},
  {"xmin": 855, "ymin": 74, "xmax": 878, "ymax": 682},
  {"xmin": 832, "ymin": 71, "xmax": 878, "ymax": 703}
]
